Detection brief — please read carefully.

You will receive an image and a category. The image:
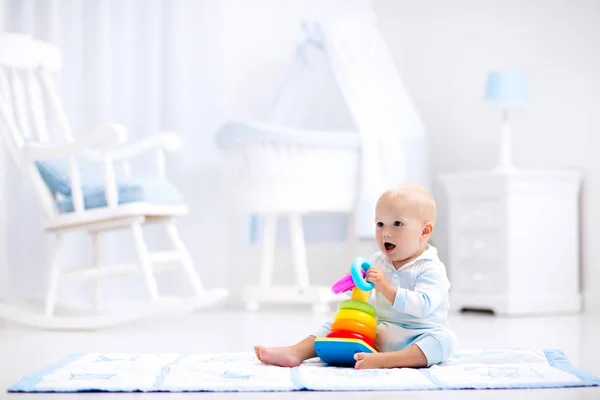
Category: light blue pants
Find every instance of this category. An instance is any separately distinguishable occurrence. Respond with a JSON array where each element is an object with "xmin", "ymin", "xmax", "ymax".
[{"xmin": 375, "ymin": 321, "xmax": 458, "ymax": 367}]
